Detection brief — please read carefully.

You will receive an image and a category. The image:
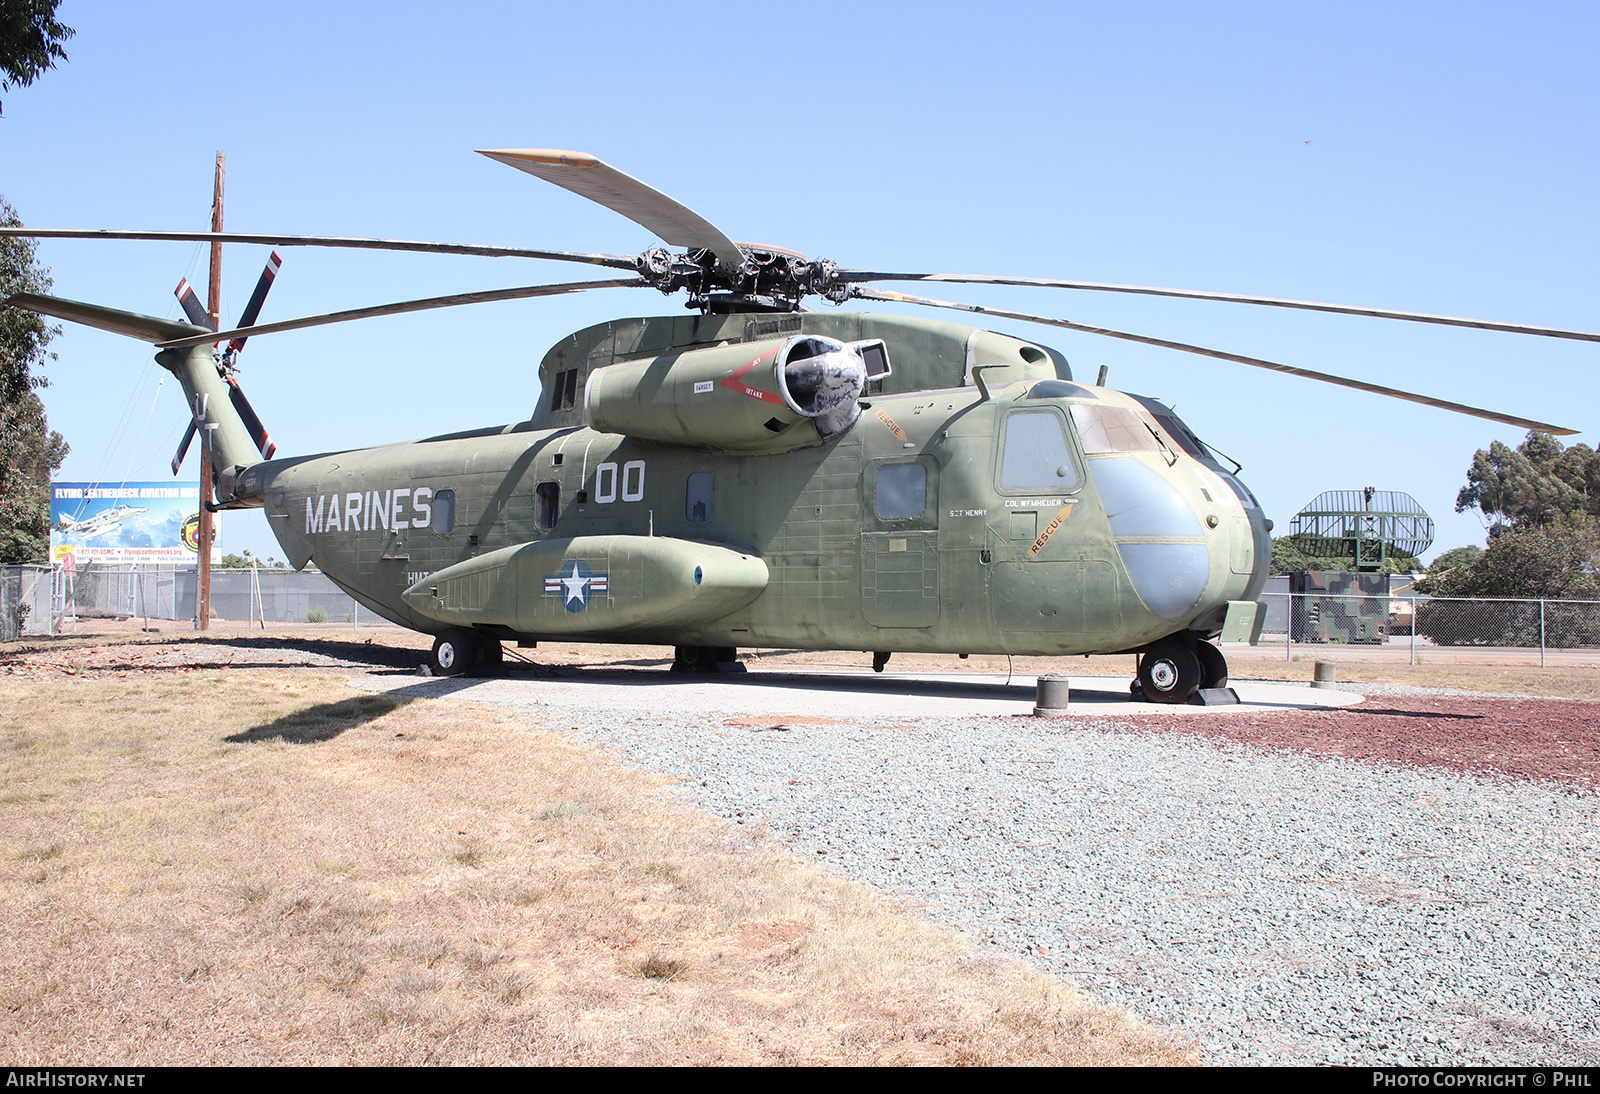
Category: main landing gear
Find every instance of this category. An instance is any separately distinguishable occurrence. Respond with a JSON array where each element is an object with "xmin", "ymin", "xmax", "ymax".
[
  {"xmin": 429, "ymin": 628, "xmax": 504, "ymax": 677},
  {"xmin": 1132, "ymin": 635, "xmax": 1229, "ymax": 704},
  {"xmin": 670, "ymin": 645, "xmax": 746, "ymax": 674}
]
